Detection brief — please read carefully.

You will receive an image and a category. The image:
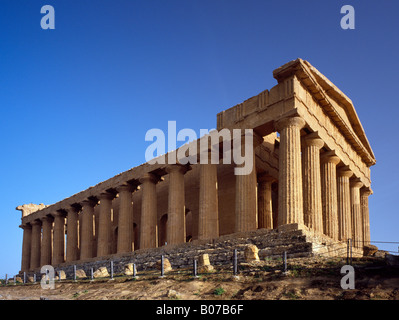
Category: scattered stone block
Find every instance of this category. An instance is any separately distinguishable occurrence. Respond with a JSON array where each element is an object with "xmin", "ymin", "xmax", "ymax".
[
  {"xmin": 124, "ymin": 263, "xmax": 136, "ymax": 276},
  {"xmin": 167, "ymin": 289, "xmax": 182, "ymax": 299},
  {"xmin": 75, "ymin": 269, "xmax": 87, "ymax": 279},
  {"xmin": 93, "ymin": 267, "xmax": 109, "ymax": 278},
  {"xmin": 156, "ymin": 258, "xmax": 172, "ymax": 272},
  {"xmin": 198, "ymin": 254, "xmax": 214, "ymax": 272},
  {"xmin": 58, "ymin": 270, "xmax": 66, "ymax": 280},
  {"xmin": 244, "ymin": 244, "xmax": 260, "ymax": 262}
]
